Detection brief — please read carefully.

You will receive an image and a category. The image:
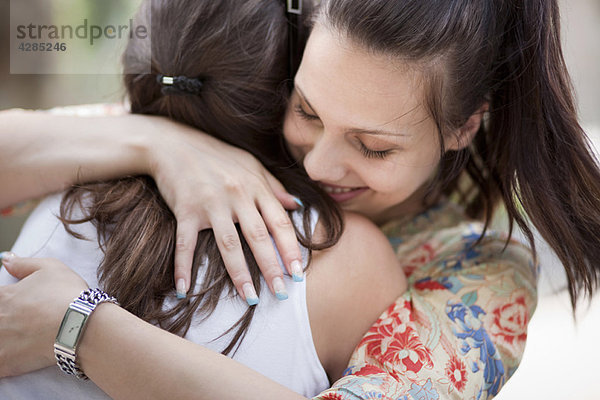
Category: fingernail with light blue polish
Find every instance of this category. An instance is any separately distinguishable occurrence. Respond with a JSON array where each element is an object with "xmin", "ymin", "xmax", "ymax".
[
  {"xmin": 243, "ymin": 283, "xmax": 259, "ymax": 306},
  {"xmin": 293, "ymin": 196, "xmax": 304, "ymax": 208},
  {"xmin": 276, "ymin": 292, "xmax": 288, "ymax": 301},
  {"xmin": 176, "ymin": 278, "xmax": 187, "ymax": 299},
  {"xmin": 291, "ymin": 260, "xmax": 304, "ymax": 282},
  {"xmin": 0, "ymin": 251, "xmax": 15, "ymax": 266},
  {"xmin": 273, "ymin": 277, "xmax": 288, "ymax": 300}
]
